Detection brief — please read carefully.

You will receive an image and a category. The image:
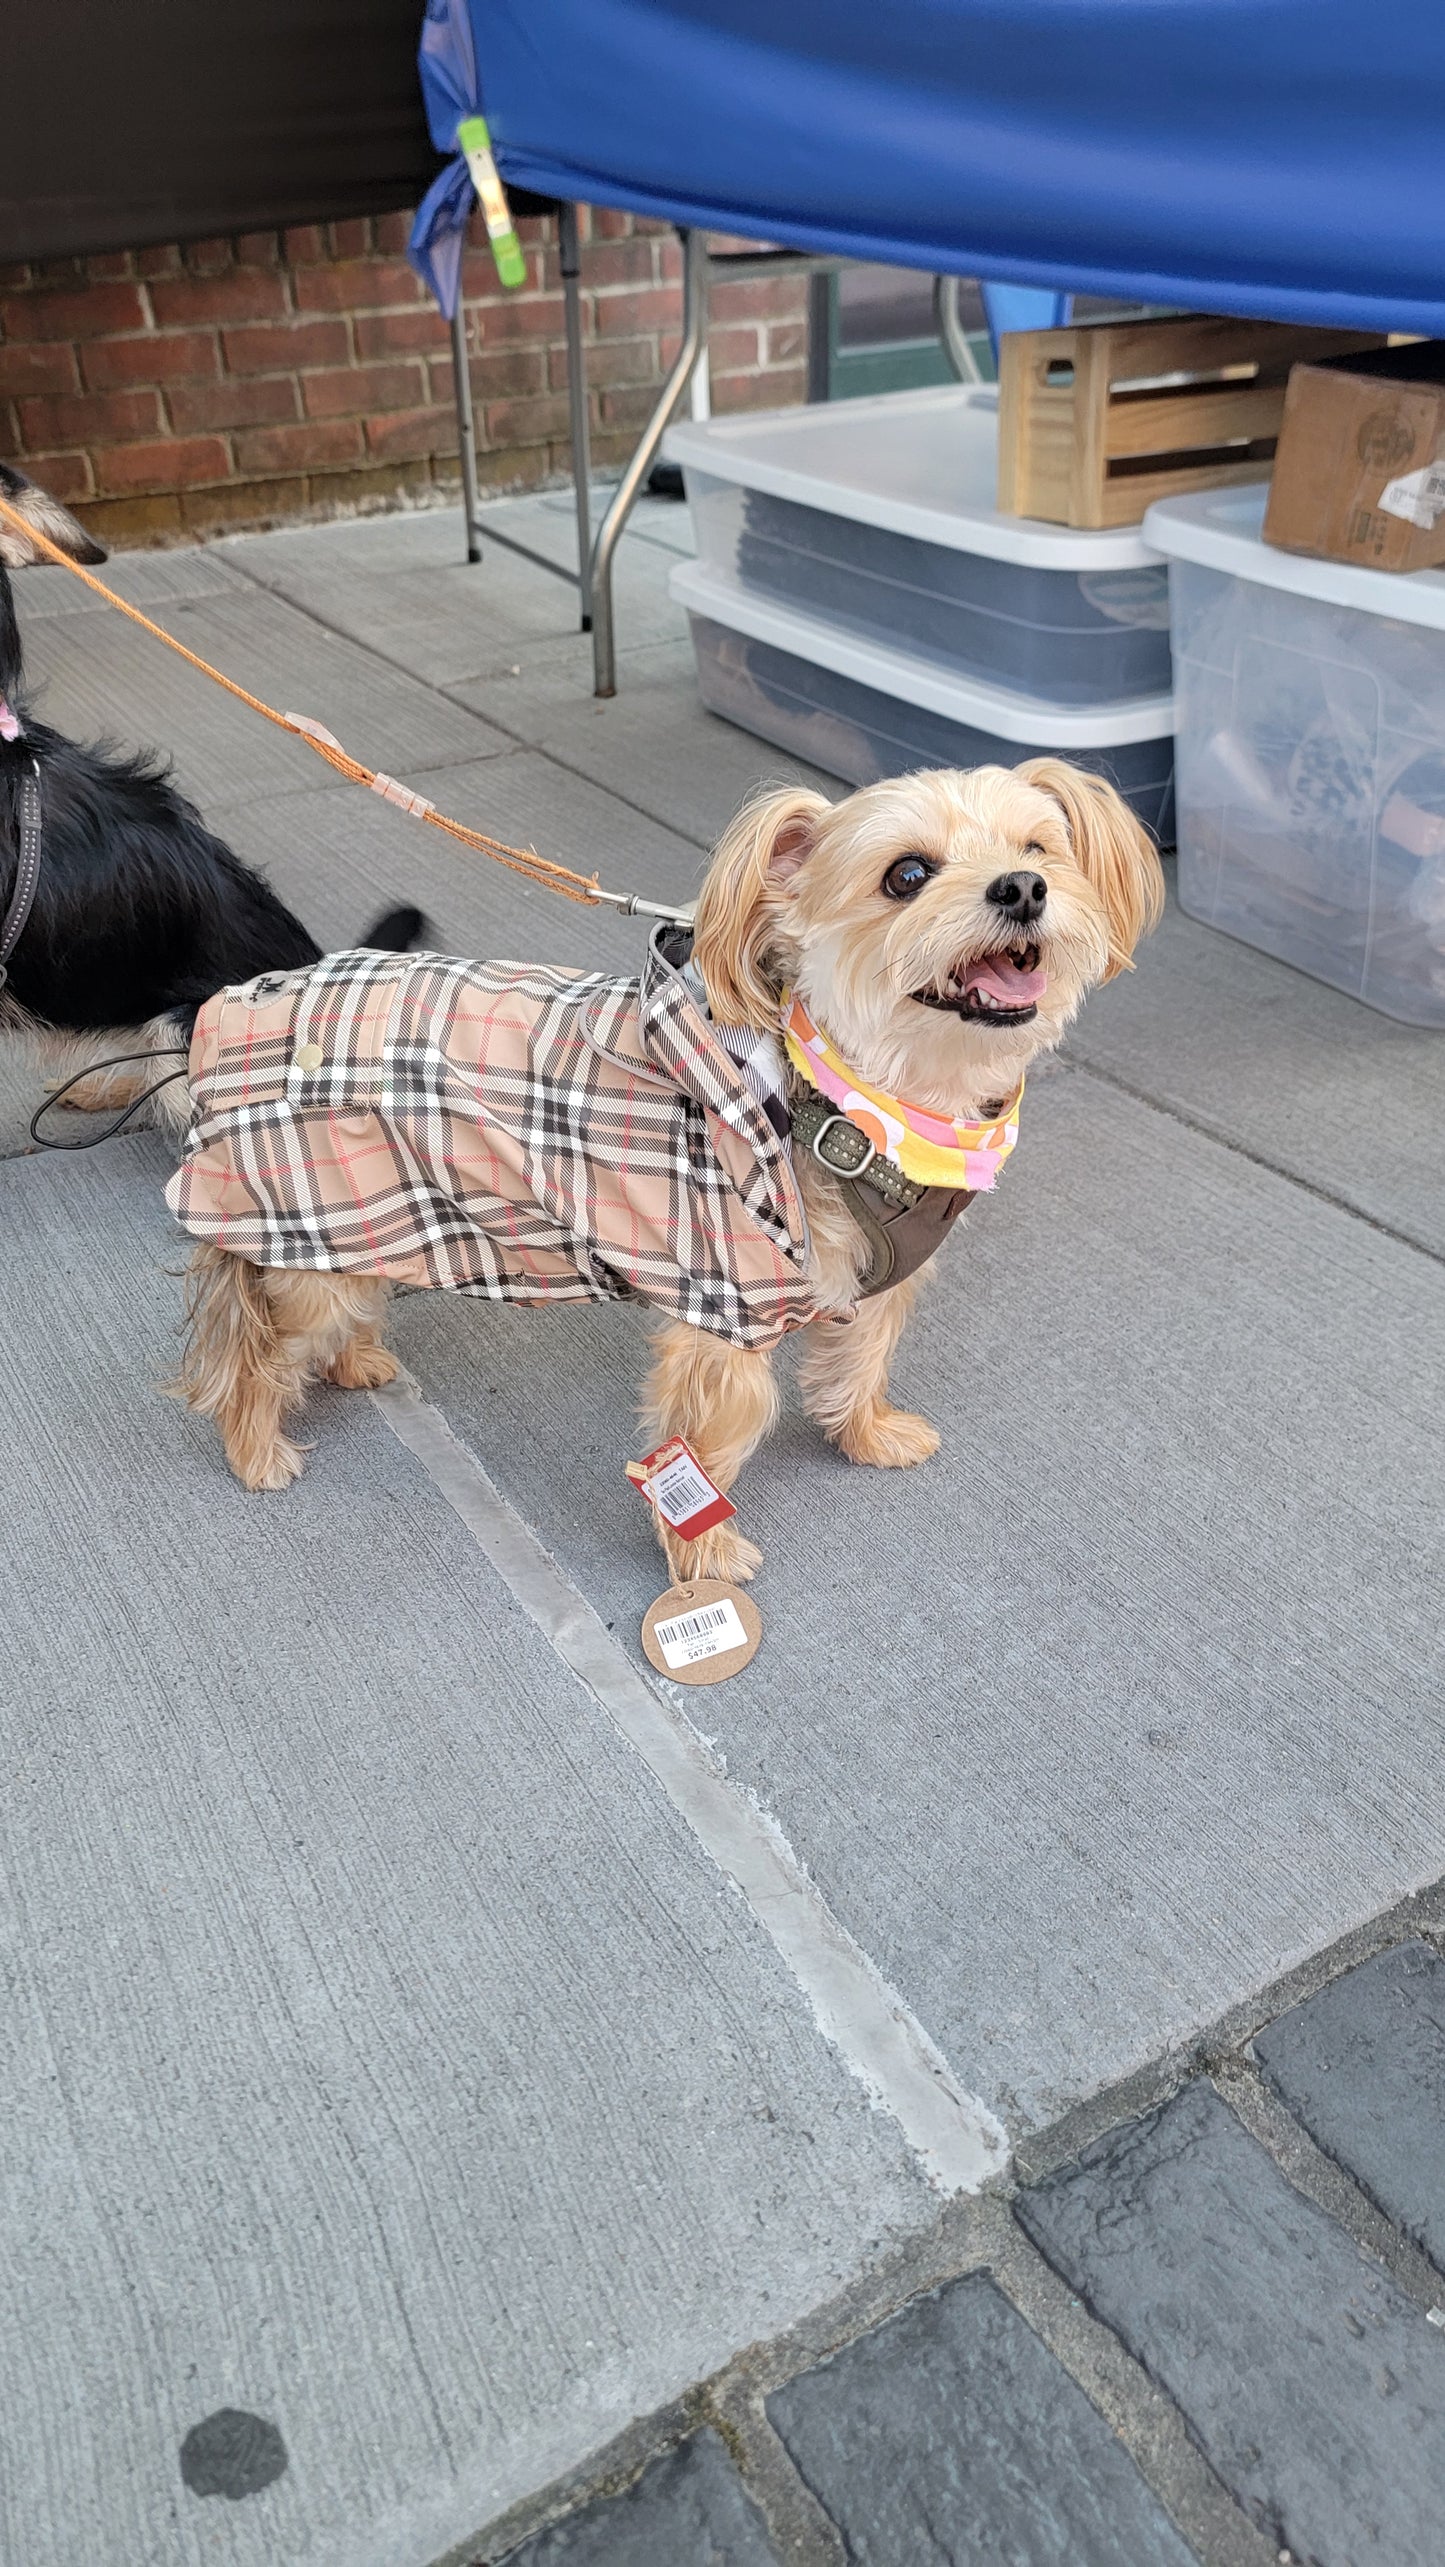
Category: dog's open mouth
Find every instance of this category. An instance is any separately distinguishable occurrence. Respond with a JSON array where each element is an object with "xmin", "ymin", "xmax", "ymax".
[{"xmin": 912, "ymin": 944, "xmax": 1047, "ymax": 1025}]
